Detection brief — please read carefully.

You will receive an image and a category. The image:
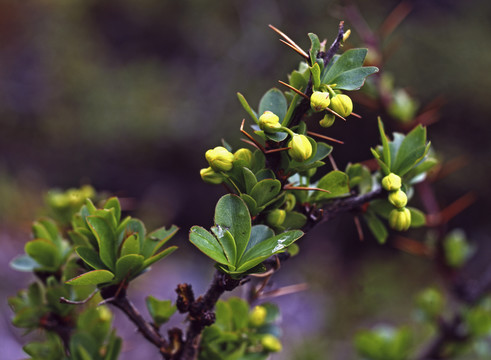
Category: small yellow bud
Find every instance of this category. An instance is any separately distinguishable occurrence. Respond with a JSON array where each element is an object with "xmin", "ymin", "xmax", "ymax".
[
  {"xmin": 310, "ymin": 91, "xmax": 330, "ymax": 112},
  {"xmin": 388, "ymin": 189, "xmax": 408, "ymax": 208},
  {"xmin": 233, "ymin": 148, "xmax": 253, "ymax": 167},
  {"xmin": 343, "ymin": 29, "xmax": 351, "ymax": 42},
  {"xmin": 200, "ymin": 167, "xmax": 223, "ymax": 184},
  {"xmin": 381, "ymin": 173, "xmax": 402, "ymax": 191},
  {"xmin": 80, "ymin": 185, "xmax": 96, "ymax": 199},
  {"xmin": 319, "ymin": 113, "xmax": 336, "ymax": 128},
  {"xmin": 249, "ymin": 305, "xmax": 267, "ymax": 327},
  {"xmin": 261, "ymin": 334, "xmax": 282, "ymax": 352},
  {"xmin": 288, "ymin": 134, "xmax": 312, "ymax": 162},
  {"xmin": 259, "ymin": 111, "xmax": 281, "ymax": 133},
  {"xmin": 205, "ymin": 146, "xmax": 234, "ymax": 172},
  {"xmin": 329, "ymin": 94, "xmax": 353, "ymax": 117},
  {"xmin": 97, "ymin": 306, "xmax": 112, "ymax": 322},
  {"xmin": 267, "ymin": 209, "xmax": 286, "ymax": 227},
  {"xmin": 389, "ymin": 208, "xmax": 412, "ymax": 231},
  {"xmin": 284, "ymin": 193, "xmax": 296, "ymax": 211}
]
